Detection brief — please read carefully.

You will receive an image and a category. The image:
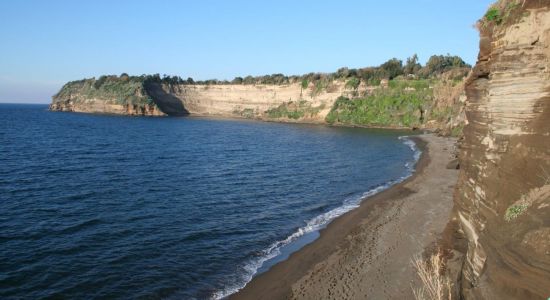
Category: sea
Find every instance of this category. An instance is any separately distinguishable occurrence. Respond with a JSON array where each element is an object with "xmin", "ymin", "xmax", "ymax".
[{"xmin": 0, "ymin": 104, "xmax": 420, "ymax": 299}]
